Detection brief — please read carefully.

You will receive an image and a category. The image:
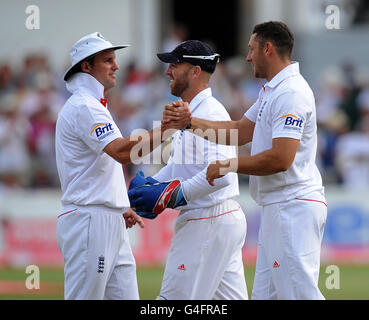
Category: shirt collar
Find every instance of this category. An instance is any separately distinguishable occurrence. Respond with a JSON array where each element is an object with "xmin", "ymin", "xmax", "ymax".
[
  {"xmin": 265, "ymin": 61, "xmax": 300, "ymax": 89},
  {"xmin": 189, "ymin": 87, "xmax": 212, "ymax": 112},
  {"xmin": 66, "ymin": 72, "xmax": 105, "ymax": 101}
]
